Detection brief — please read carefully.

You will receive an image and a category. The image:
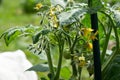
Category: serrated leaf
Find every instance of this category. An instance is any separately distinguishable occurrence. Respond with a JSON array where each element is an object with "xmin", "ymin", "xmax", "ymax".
[
  {"xmin": 50, "ymin": 0, "xmax": 67, "ymax": 8},
  {"xmin": 58, "ymin": 8, "xmax": 86, "ymax": 26},
  {"xmin": 32, "ymin": 29, "xmax": 50, "ymax": 44},
  {"xmin": 7, "ymin": 29, "xmax": 21, "ymax": 40},
  {"xmin": 1, "ymin": 25, "xmax": 41, "ymax": 46},
  {"xmin": 27, "ymin": 64, "xmax": 49, "ymax": 72},
  {"xmin": 4, "ymin": 28, "xmax": 22, "ymax": 46}
]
